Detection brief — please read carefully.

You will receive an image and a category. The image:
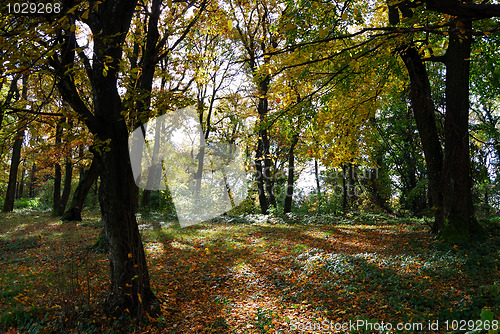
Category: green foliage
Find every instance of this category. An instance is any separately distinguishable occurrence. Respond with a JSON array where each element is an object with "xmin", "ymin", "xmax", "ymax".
[
  {"xmin": 0, "ymin": 307, "xmax": 46, "ymax": 332},
  {"xmin": 2, "ymin": 236, "xmax": 40, "ymax": 252},
  {"xmin": 226, "ymin": 193, "xmax": 259, "ymax": 216},
  {"xmin": 210, "ymin": 316, "xmax": 229, "ymax": 332},
  {"xmin": 295, "ymin": 191, "xmax": 342, "ymax": 215},
  {"xmin": 13, "ymin": 197, "xmax": 50, "ymax": 211},
  {"xmin": 255, "ymin": 308, "xmax": 275, "ymax": 333}
]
